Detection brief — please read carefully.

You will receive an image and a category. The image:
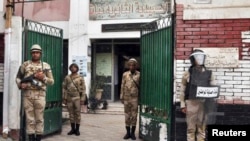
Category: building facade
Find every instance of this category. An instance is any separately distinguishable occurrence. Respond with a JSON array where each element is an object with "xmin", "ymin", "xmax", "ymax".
[{"xmin": 0, "ymin": 0, "xmax": 250, "ymax": 140}]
